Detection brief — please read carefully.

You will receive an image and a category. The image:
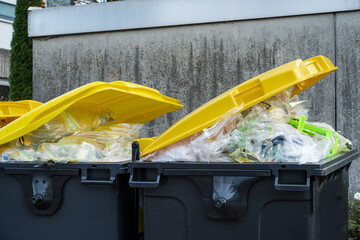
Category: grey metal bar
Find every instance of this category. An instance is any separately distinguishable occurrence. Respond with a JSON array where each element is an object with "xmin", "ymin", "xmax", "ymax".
[{"xmin": 28, "ymin": 0, "xmax": 360, "ymax": 37}]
